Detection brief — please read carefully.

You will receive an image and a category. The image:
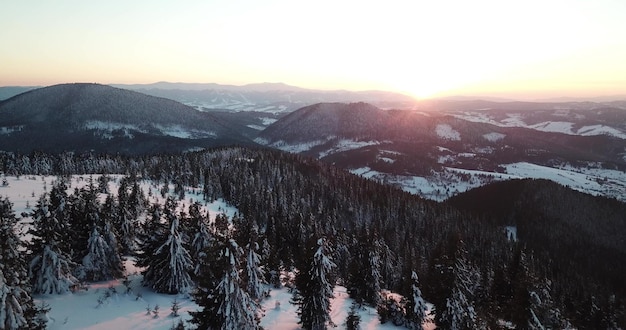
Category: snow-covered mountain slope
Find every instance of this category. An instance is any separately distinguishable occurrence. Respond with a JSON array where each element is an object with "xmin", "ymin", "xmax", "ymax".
[
  {"xmin": 114, "ymin": 82, "xmax": 417, "ymax": 113},
  {"xmin": 449, "ymin": 105, "xmax": 626, "ymax": 139},
  {"xmin": 0, "ymin": 83, "xmax": 253, "ymax": 154},
  {"xmin": 258, "ymin": 102, "xmax": 626, "ymax": 201},
  {"xmin": 1, "ymin": 174, "xmax": 430, "ymax": 330}
]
